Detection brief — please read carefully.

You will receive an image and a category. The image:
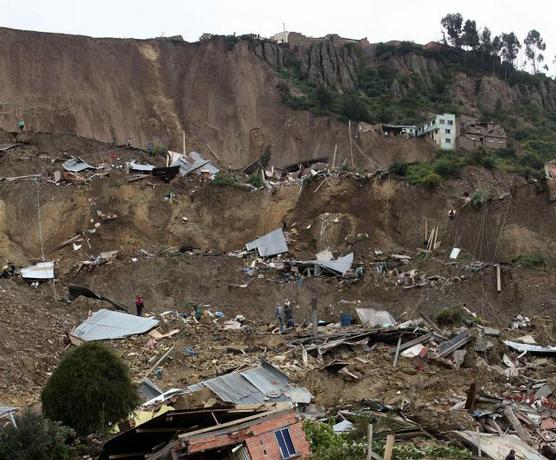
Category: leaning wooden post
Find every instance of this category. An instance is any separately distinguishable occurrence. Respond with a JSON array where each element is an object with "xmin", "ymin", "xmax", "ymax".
[
  {"xmin": 311, "ymin": 297, "xmax": 318, "ymax": 339},
  {"xmin": 496, "ymin": 264, "xmax": 502, "ymax": 292},
  {"xmin": 383, "ymin": 434, "xmax": 395, "ymax": 460},
  {"xmin": 366, "ymin": 424, "xmax": 373, "ymax": 460}
]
